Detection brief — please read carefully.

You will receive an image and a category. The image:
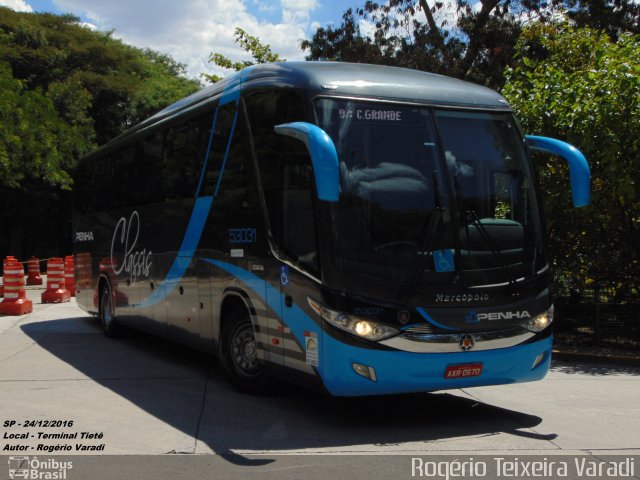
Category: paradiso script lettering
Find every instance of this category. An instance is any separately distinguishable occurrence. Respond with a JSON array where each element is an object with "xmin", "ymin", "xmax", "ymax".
[{"xmin": 110, "ymin": 211, "xmax": 152, "ymax": 285}]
